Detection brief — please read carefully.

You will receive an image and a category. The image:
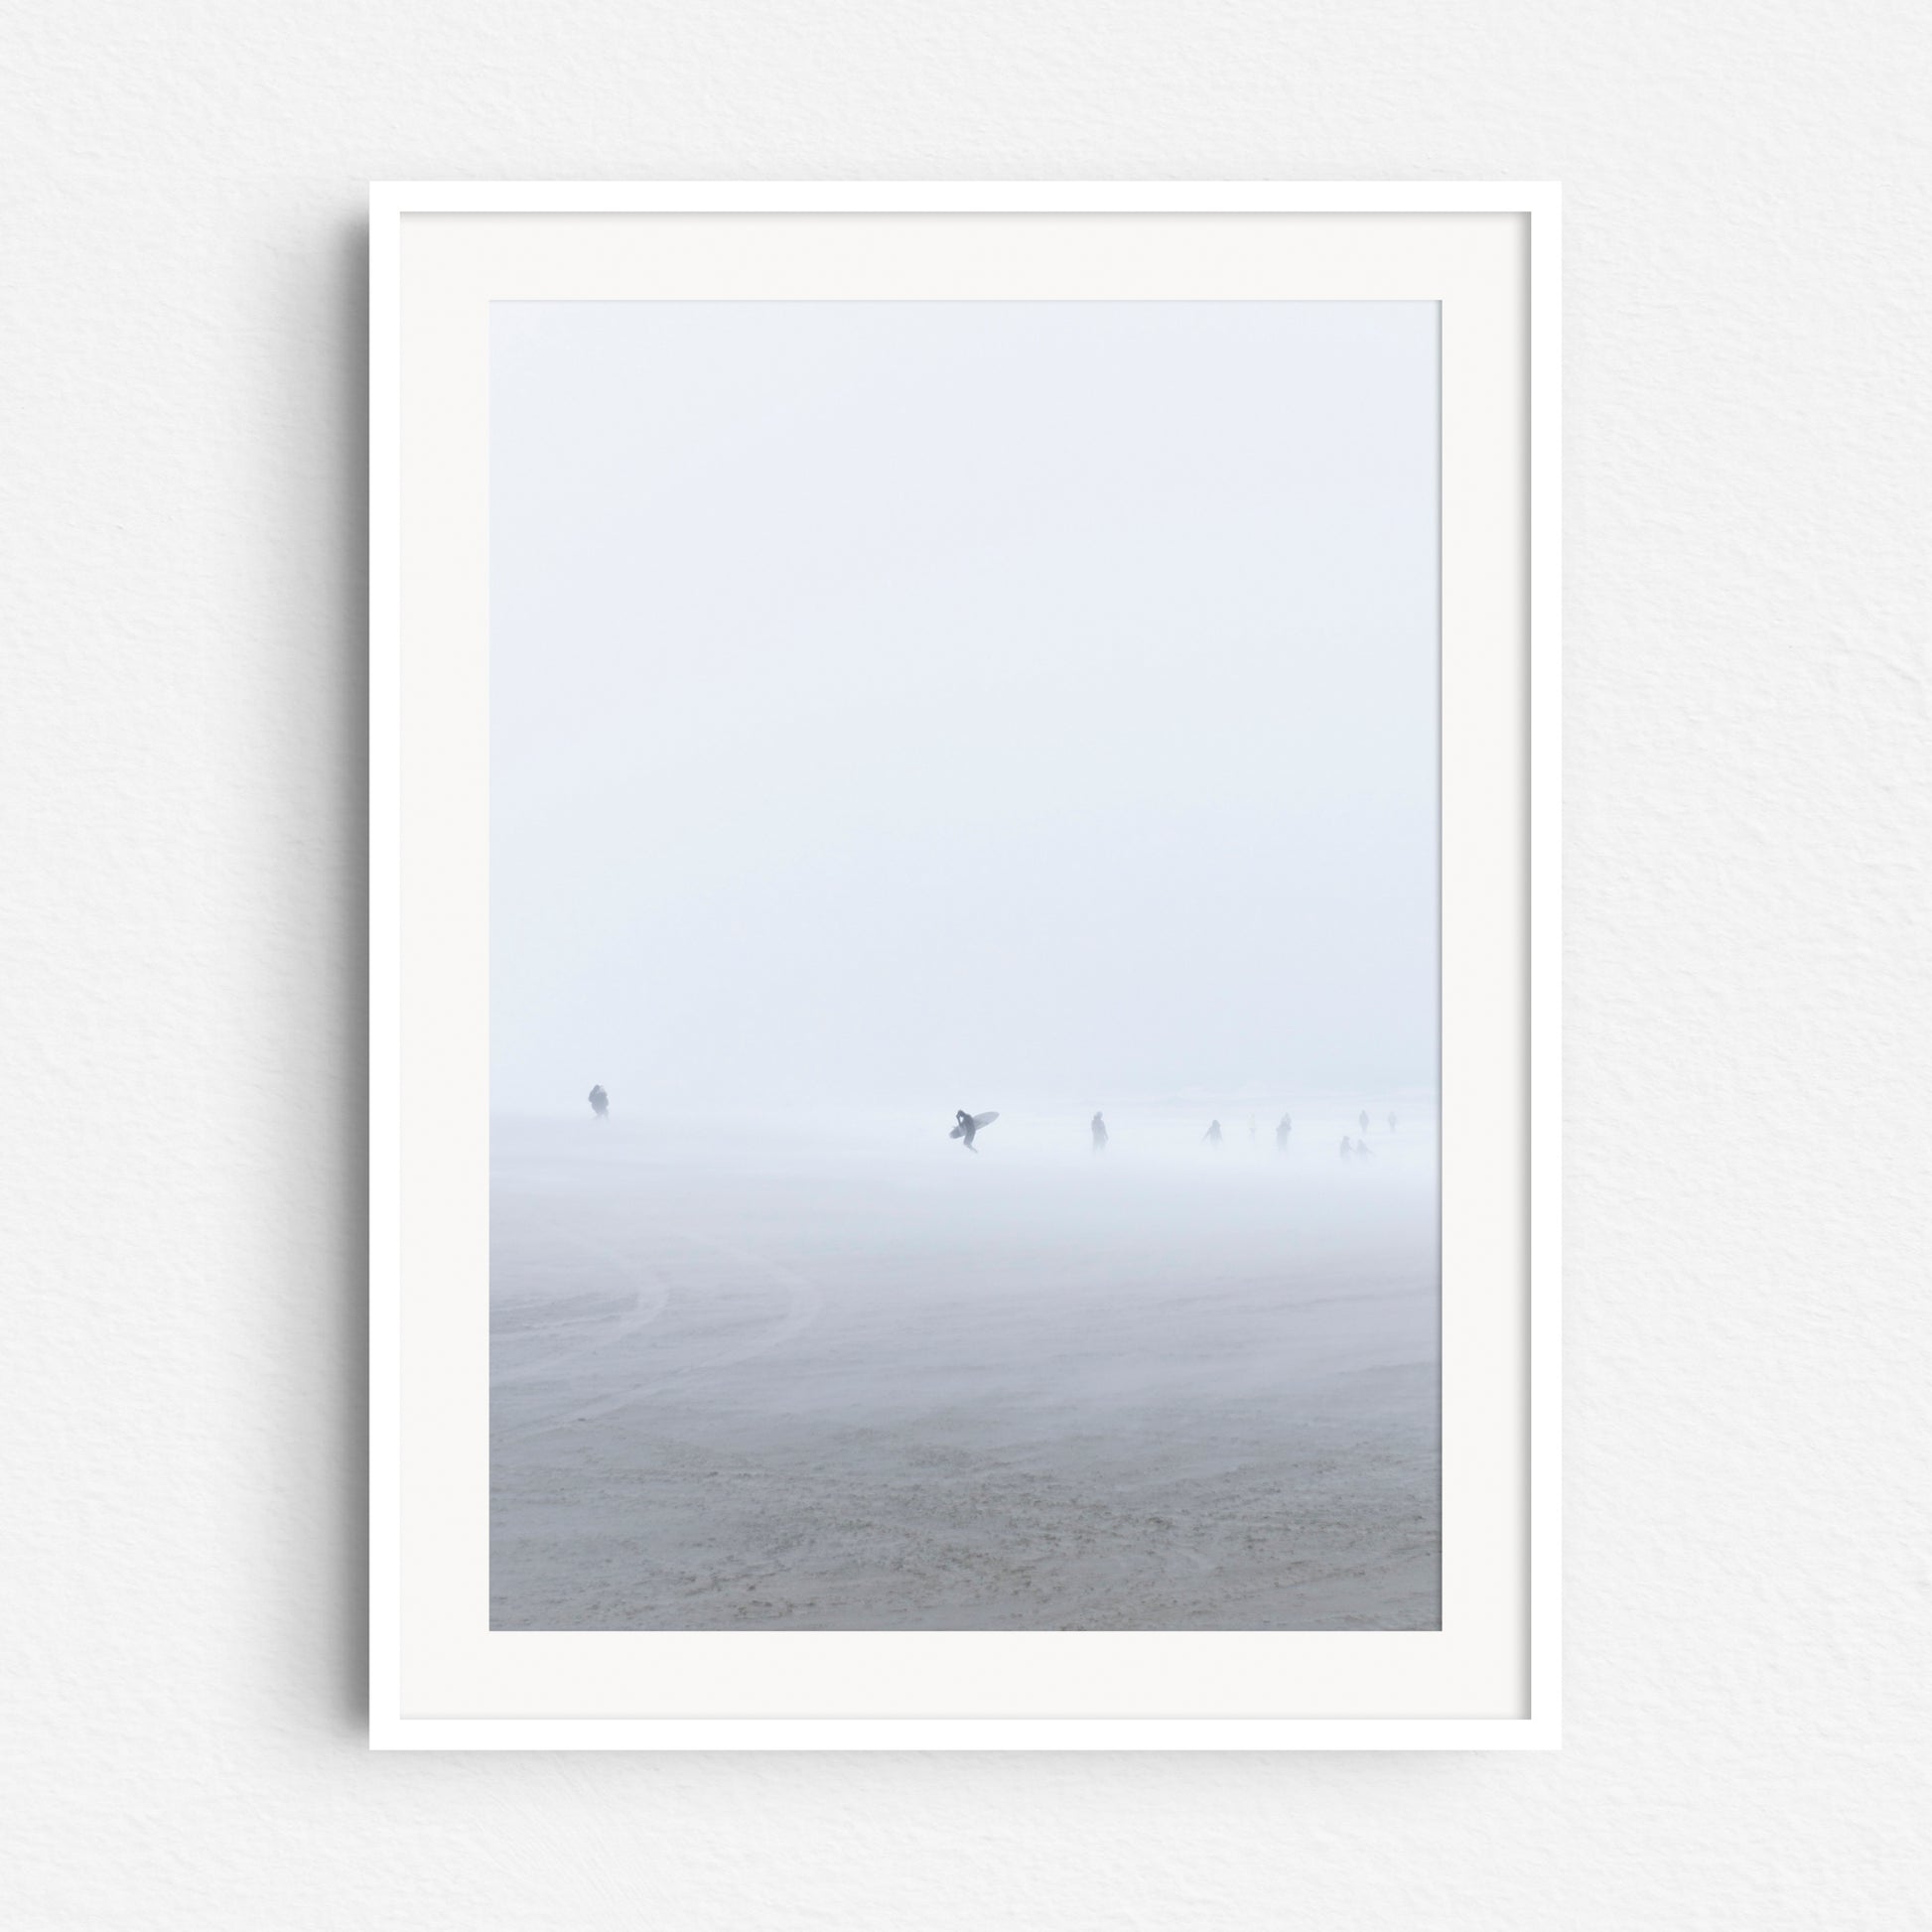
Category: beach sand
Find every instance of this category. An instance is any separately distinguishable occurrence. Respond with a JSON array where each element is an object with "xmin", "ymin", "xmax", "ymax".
[{"xmin": 489, "ymin": 1107, "xmax": 1440, "ymax": 1631}]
